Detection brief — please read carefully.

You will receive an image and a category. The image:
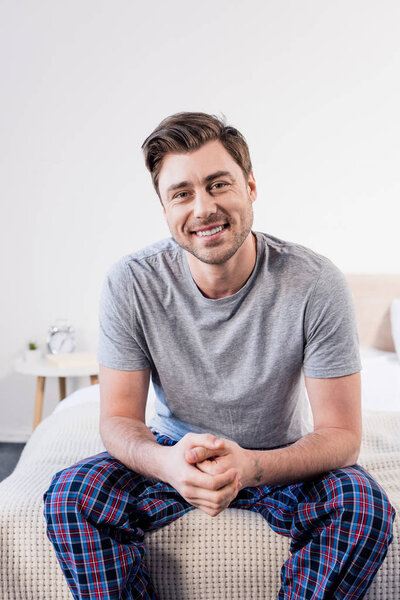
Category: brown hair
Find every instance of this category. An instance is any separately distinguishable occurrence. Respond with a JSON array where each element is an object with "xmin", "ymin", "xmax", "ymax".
[{"xmin": 141, "ymin": 112, "xmax": 252, "ymax": 199}]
